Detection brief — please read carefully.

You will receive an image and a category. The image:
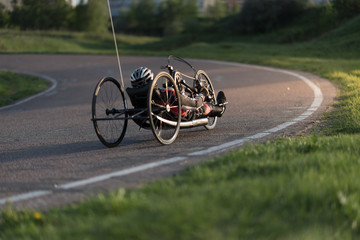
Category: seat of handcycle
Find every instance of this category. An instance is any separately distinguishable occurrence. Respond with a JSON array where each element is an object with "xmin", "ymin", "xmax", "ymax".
[{"xmin": 126, "ymin": 83, "xmax": 151, "ymax": 108}]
